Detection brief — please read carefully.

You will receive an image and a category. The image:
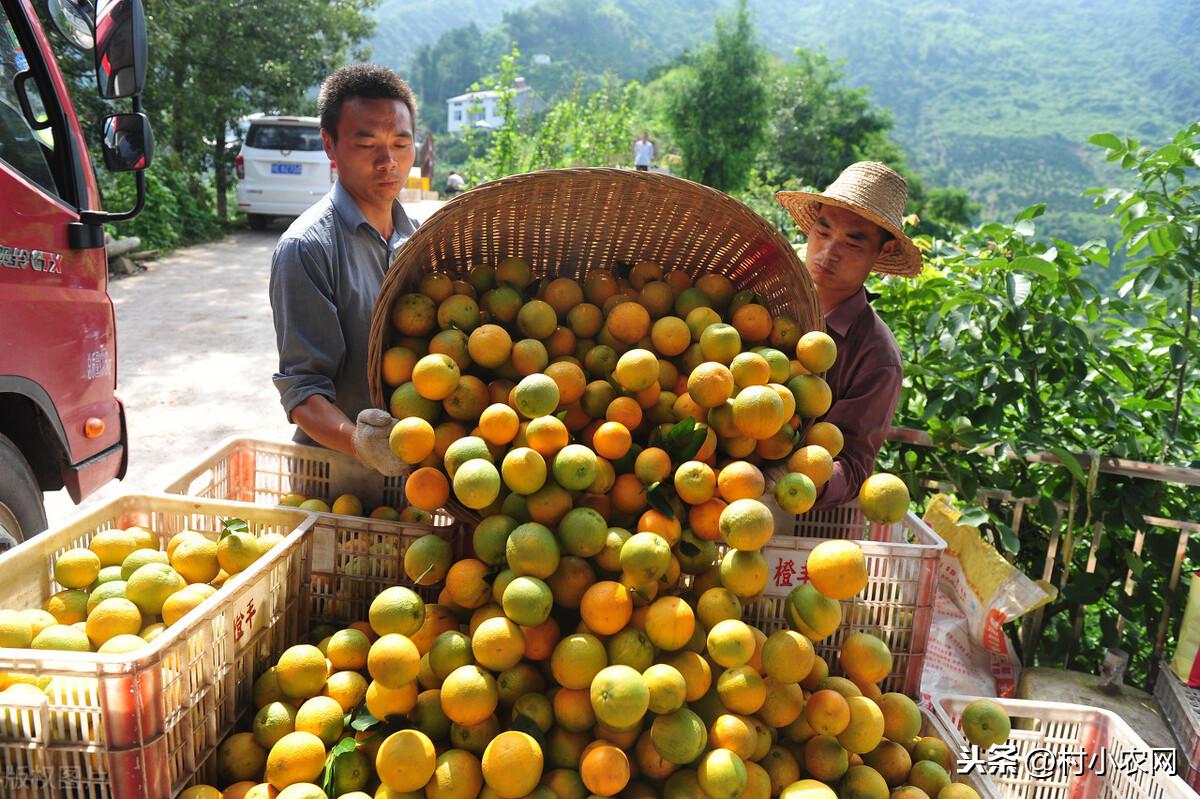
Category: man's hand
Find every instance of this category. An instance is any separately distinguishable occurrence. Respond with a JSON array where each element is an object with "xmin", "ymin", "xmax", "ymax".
[{"xmin": 353, "ymin": 409, "xmax": 409, "ymax": 477}]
